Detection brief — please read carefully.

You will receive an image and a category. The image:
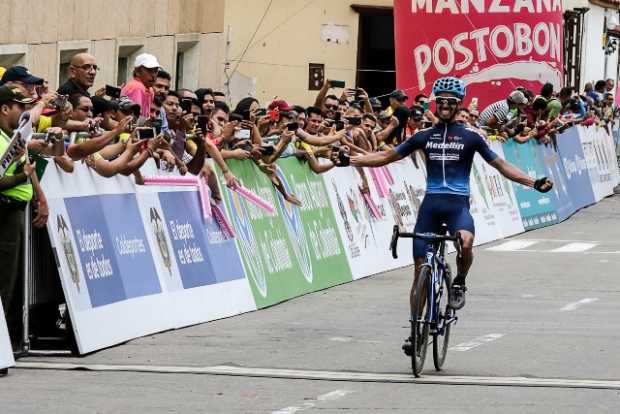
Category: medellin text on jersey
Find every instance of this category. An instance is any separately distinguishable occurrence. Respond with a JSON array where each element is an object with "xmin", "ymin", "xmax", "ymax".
[{"xmin": 395, "ymin": 122, "xmax": 498, "ymax": 196}]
